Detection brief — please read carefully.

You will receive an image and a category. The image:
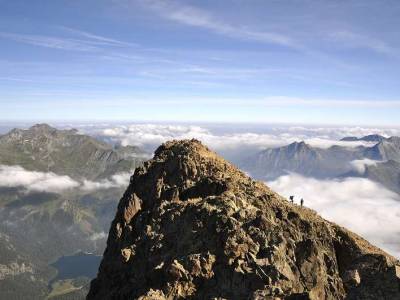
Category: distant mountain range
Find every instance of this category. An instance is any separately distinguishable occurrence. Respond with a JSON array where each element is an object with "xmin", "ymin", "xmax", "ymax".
[
  {"xmin": 0, "ymin": 123, "xmax": 146, "ymax": 180},
  {"xmin": 340, "ymin": 134, "xmax": 387, "ymax": 142},
  {"xmin": 0, "ymin": 124, "xmax": 147, "ymax": 299},
  {"xmin": 240, "ymin": 141, "xmax": 364, "ymax": 179},
  {"xmin": 241, "ymin": 134, "xmax": 400, "ymax": 194}
]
